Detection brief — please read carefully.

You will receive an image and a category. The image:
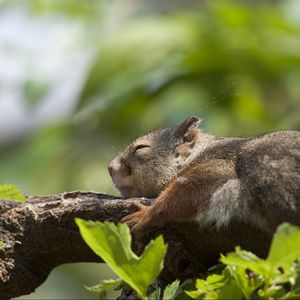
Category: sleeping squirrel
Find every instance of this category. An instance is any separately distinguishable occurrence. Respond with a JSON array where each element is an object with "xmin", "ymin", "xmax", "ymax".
[{"xmin": 108, "ymin": 116, "xmax": 300, "ymax": 234}]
